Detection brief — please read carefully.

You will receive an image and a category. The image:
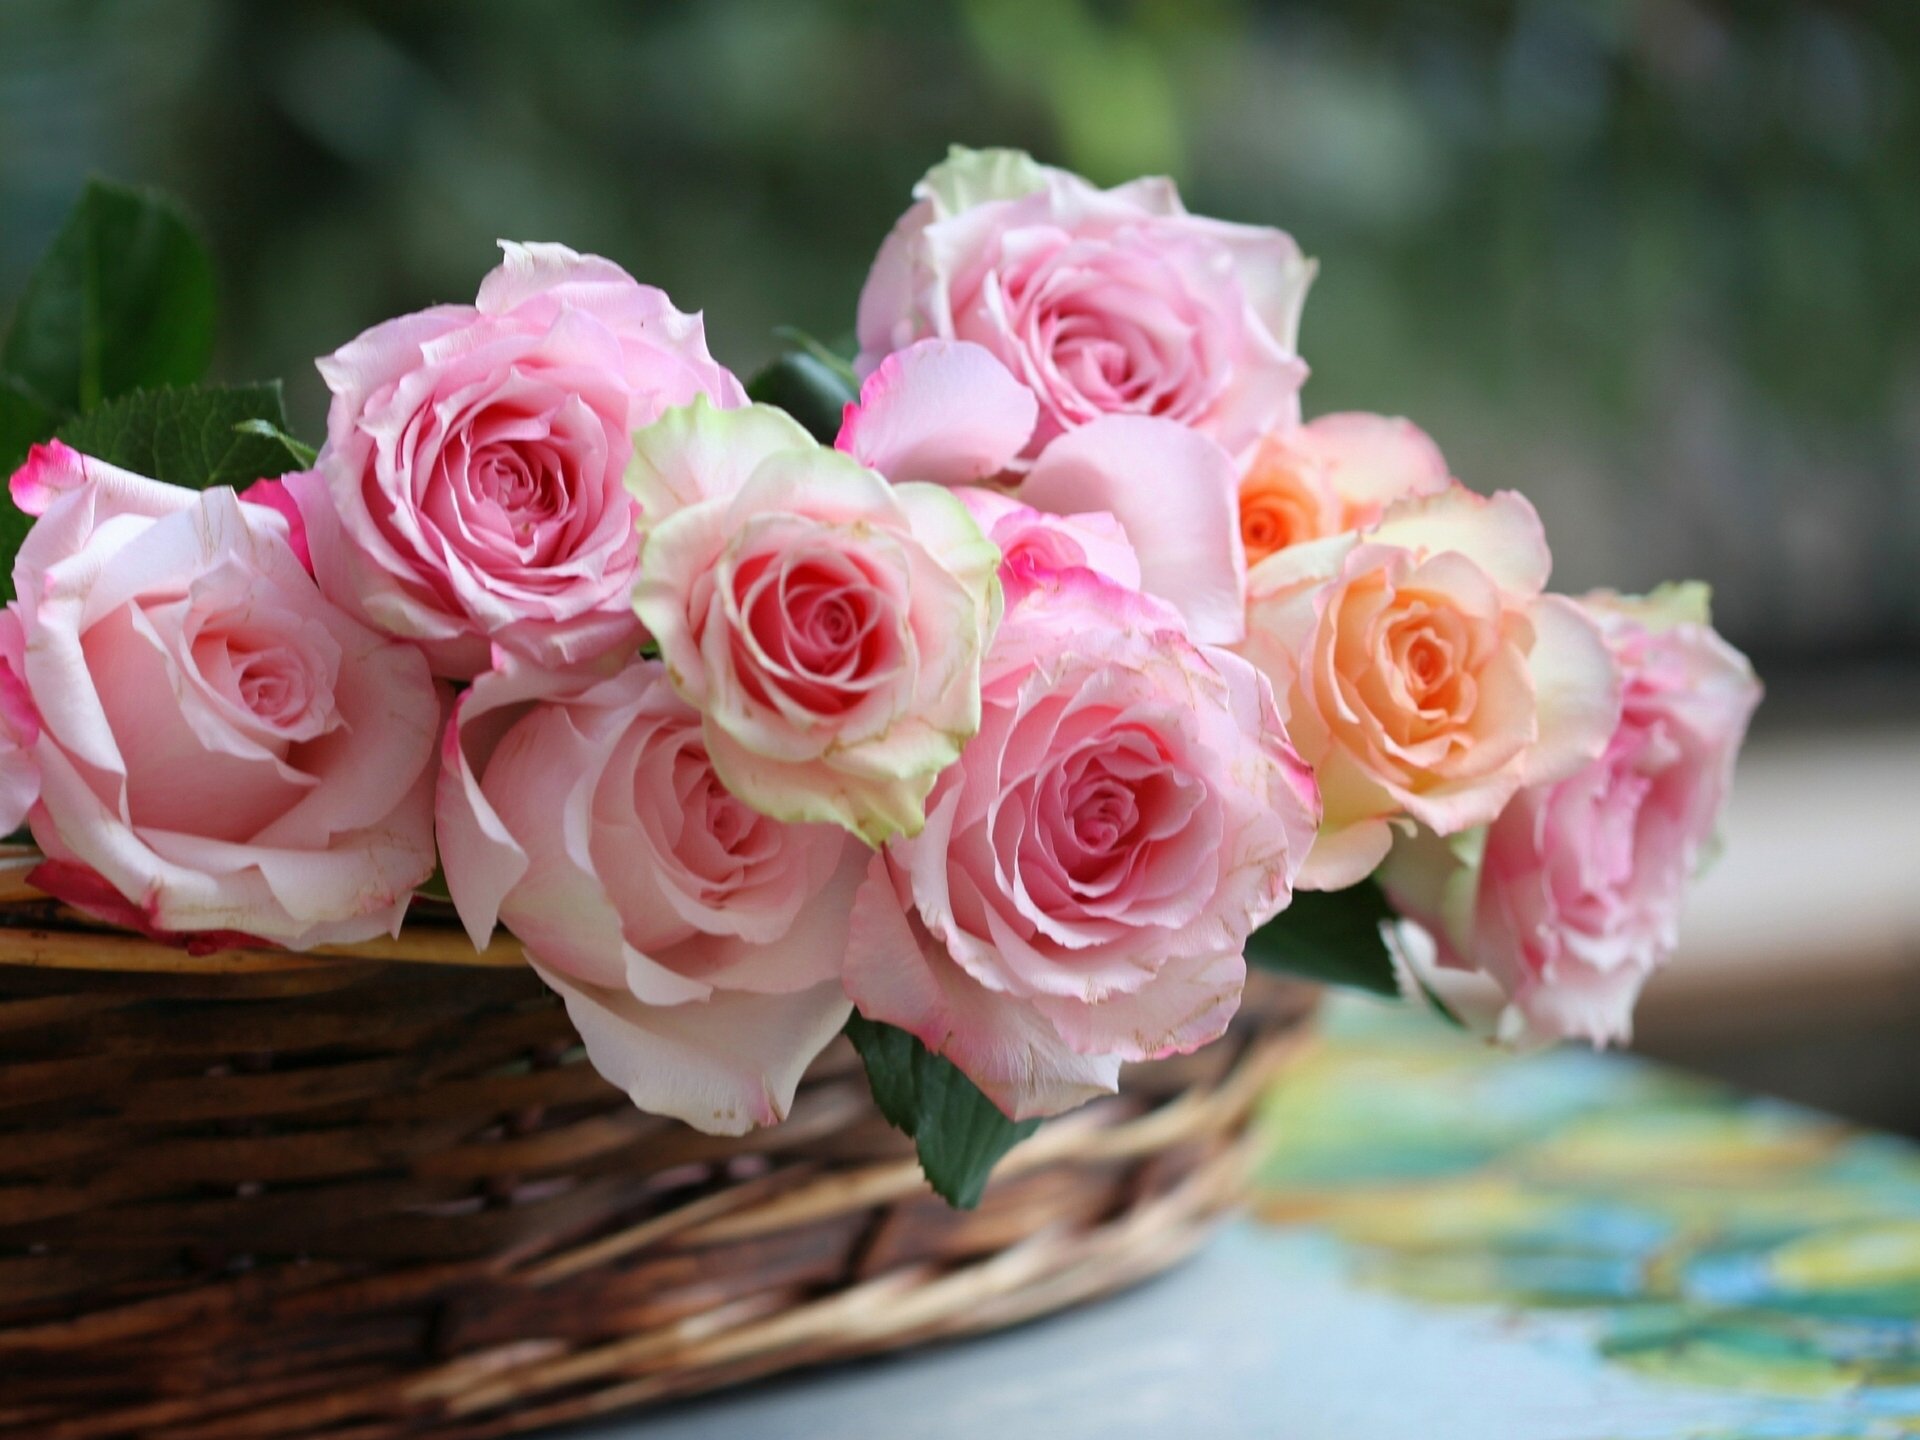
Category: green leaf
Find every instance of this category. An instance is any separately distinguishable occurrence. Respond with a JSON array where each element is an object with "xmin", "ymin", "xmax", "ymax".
[
  {"xmin": 413, "ymin": 867, "xmax": 453, "ymax": 904},
  {"xmin": 0, "ymin": 465, "xmax": 32, "ymax": 605},
  {"xmin": 2, "ymin": 179, "xmax": 215, "ymax": 417},
  {"xmin": 55, "ymin": 383, "xmax": 298, "ymax": 490},
  {"xmin": 0, "ymin": 371, "xmax": 58, "ymax": 475},
  {"xmin": 770, "ymin": 326, "xmax": 860, "ymax": 388},
  {"xmin": 0, "ymin": 383, "xmax": 301, "ymax": 603},
  {"xmin": 845, "ymin": 1014, "xmax": 1038, "ymax": 1209},
  {"xmin": 234, "ymin": 417, "xmax": 318, "ymax": 469},
  {"xmin": 1245, "ymin": 881, "xmax": 1400, "ymax": 997},
  {"xmin": 746, "ymin": 351, "xmax": 856, "ymax": 445}
]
